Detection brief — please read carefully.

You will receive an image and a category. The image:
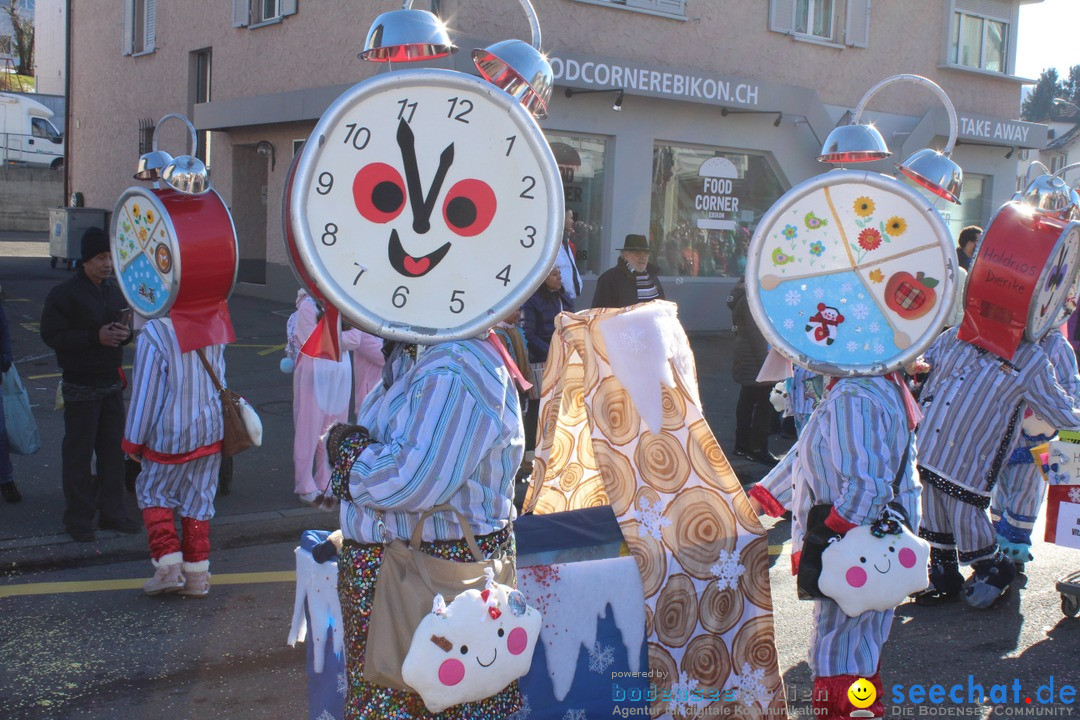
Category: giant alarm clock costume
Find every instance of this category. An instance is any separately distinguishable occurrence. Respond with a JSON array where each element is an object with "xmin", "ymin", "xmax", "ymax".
[
  {"xmin": 916, "ymin": 163, "xmax": 1080, "ymax": 609},
  {"xmin": 744, "ymin": 75, "xmax": 960, "ymax": 719},
  {"xmin": 114, "ymin": 114, "xmax": 238, "ymax": 598},
  {"xmin": 290, "ymin": 4, "xmax": 560, "ymax": 718}
]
